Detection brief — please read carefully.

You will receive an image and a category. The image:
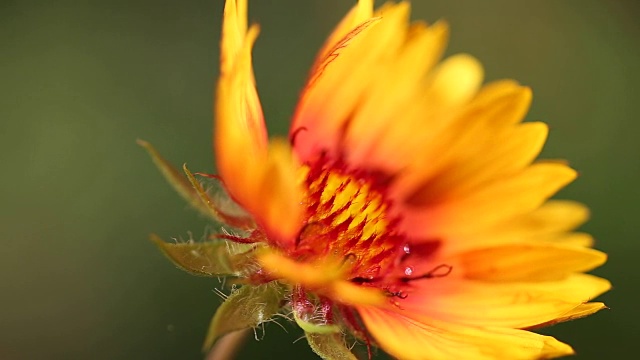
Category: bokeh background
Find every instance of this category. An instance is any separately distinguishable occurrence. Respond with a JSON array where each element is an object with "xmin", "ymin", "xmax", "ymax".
[{"xmin": 2, "ymin": 0, "xmax": 638, "ymax": 359}]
